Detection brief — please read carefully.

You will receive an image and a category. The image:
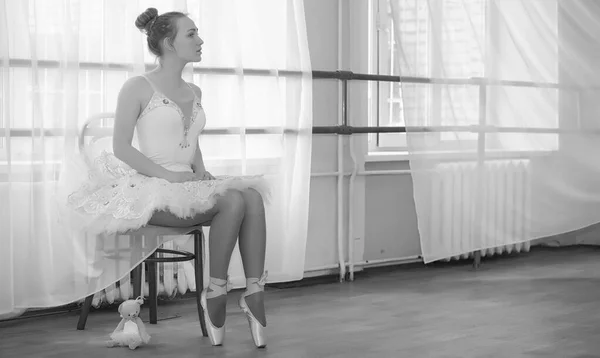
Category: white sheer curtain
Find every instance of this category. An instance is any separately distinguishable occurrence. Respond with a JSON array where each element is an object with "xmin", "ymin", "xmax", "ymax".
[
  {"xmin": 388, "ymin": 0, "xmax": 600, "ymax": 263},
  {"xmin": 0, "ymin": 0, "xmax": 312, "ymax": 319}
]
